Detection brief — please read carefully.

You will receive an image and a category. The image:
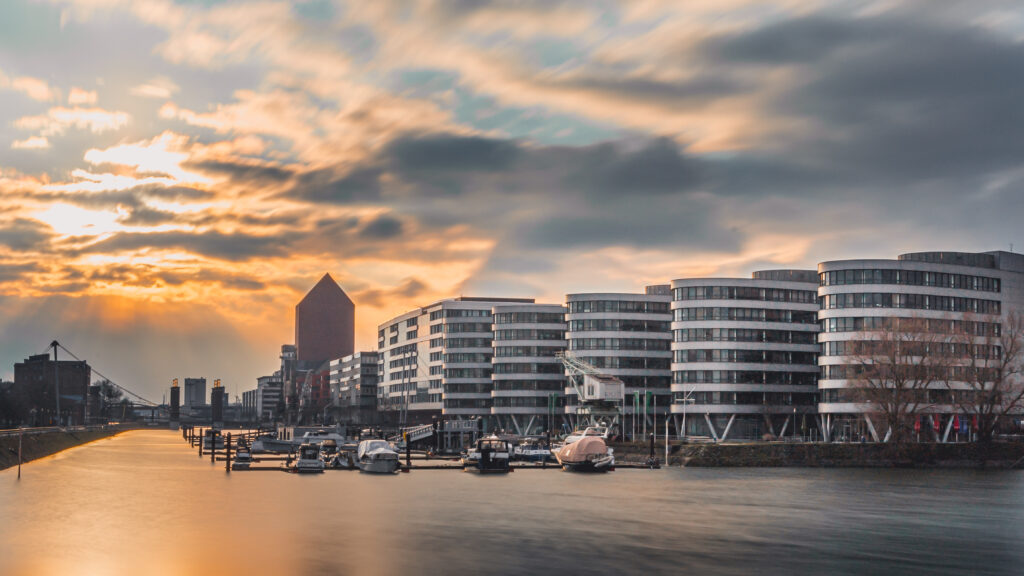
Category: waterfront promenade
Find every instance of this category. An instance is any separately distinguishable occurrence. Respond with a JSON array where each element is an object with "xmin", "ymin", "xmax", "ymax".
[{"xmin": 2, "ymin": 430, "xmax": 1024, "ymax": 575}]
